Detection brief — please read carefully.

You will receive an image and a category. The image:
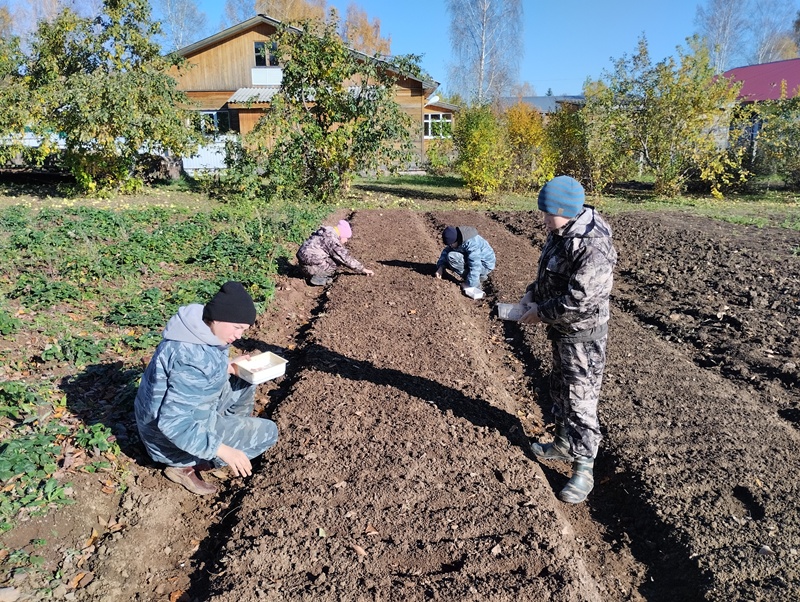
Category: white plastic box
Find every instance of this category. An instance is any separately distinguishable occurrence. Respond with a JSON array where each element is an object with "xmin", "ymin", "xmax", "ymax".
[
  {"xmin": 496, "ymin": 303, "xmax": 529, "ymax": 321},
  {"xmin": 233, "ymin": 351, "xmax": 288, "ymax": 384}
]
